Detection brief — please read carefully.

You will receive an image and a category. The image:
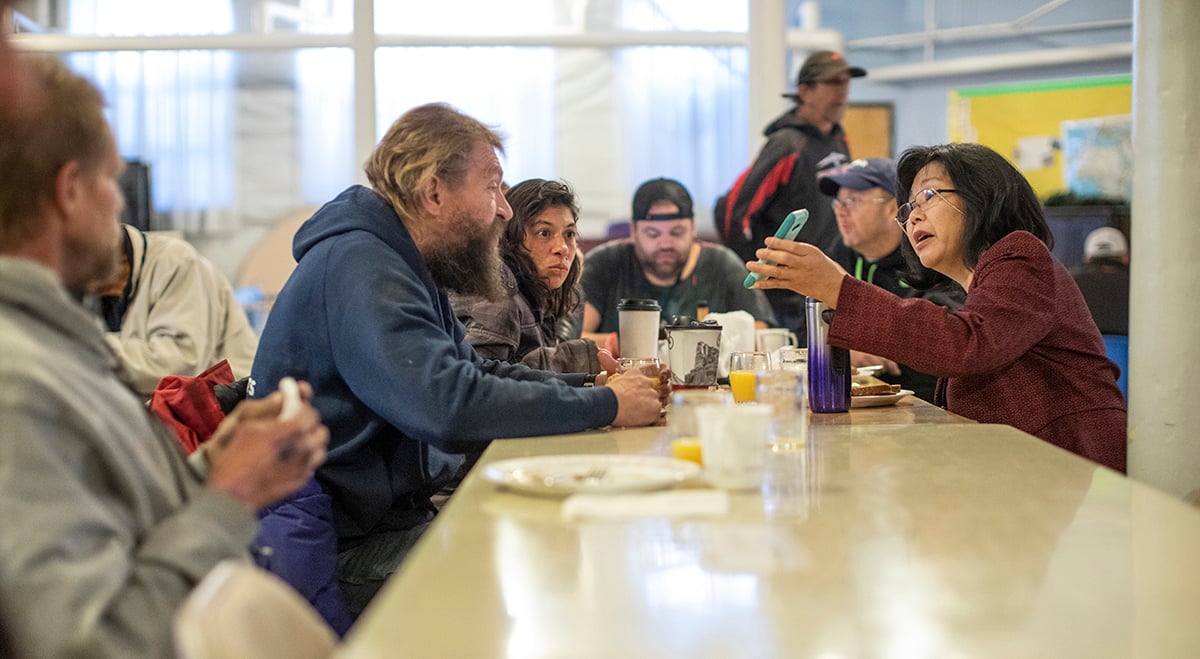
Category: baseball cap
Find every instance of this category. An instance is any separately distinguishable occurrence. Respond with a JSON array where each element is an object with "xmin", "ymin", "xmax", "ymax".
[
  {"xmin": 631, "ymin": 177, "xmax": 693, "ymax": 221},
  {"xmin": 782, "ymin": 50, "xmax": 867, "ymax": 98},
  {"xmin": 1083, "ymin": 227, "xmax": 1128, "ymax": 260},
  {"xmin": 818, "ymin": 158, "xmax": 897, "ymax": 198}
]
